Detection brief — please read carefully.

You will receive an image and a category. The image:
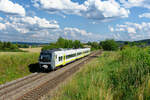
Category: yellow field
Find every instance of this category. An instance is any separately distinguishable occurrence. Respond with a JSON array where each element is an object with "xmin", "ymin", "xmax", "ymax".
[{"xmin": 20, "ymin": 47, "xmax": 42, "ymax": 53}]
